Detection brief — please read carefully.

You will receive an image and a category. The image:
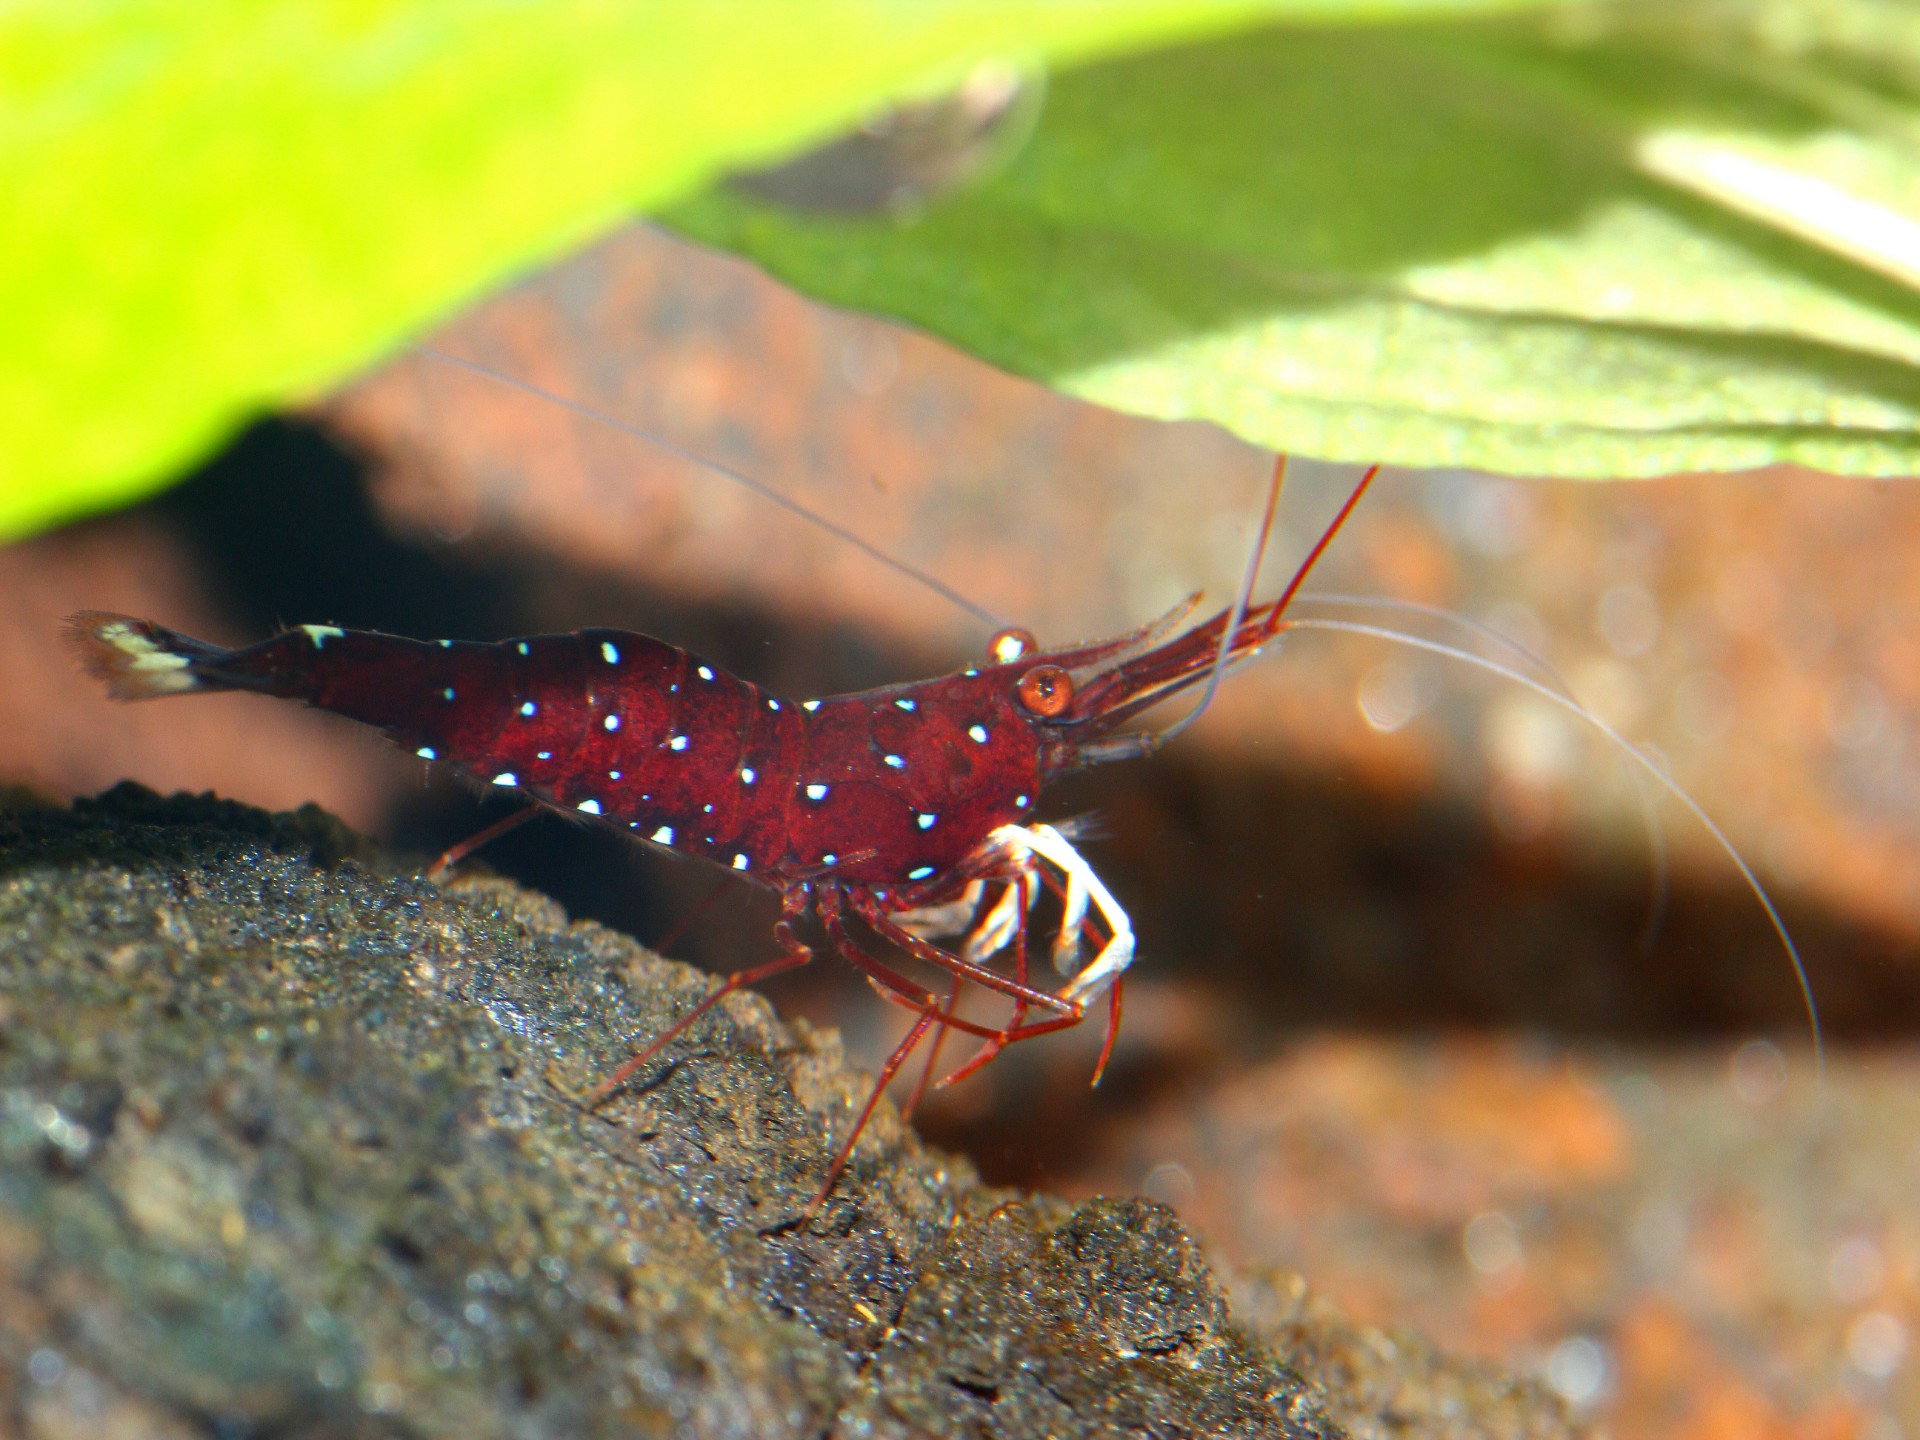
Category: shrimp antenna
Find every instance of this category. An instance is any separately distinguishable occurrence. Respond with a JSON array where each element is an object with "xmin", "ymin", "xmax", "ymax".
[
  {"xmin": 1278, "ymin": 615, "xmax": 1825, "ymax": 1079},
  {"xmin": 1160, "ymin": 456, "xmax": 1377, "ymax": 744},
  {"xmin": 1157, "ymin": 456, "xmax": 1287, "ymax": 744},
  {"xmin": 1298, "ymin": 591, "xmax": 1672, "ymax": 957},
  {"xmin": 413, "ymin": 345, "xmax": 1008, "ymax": 632}
]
